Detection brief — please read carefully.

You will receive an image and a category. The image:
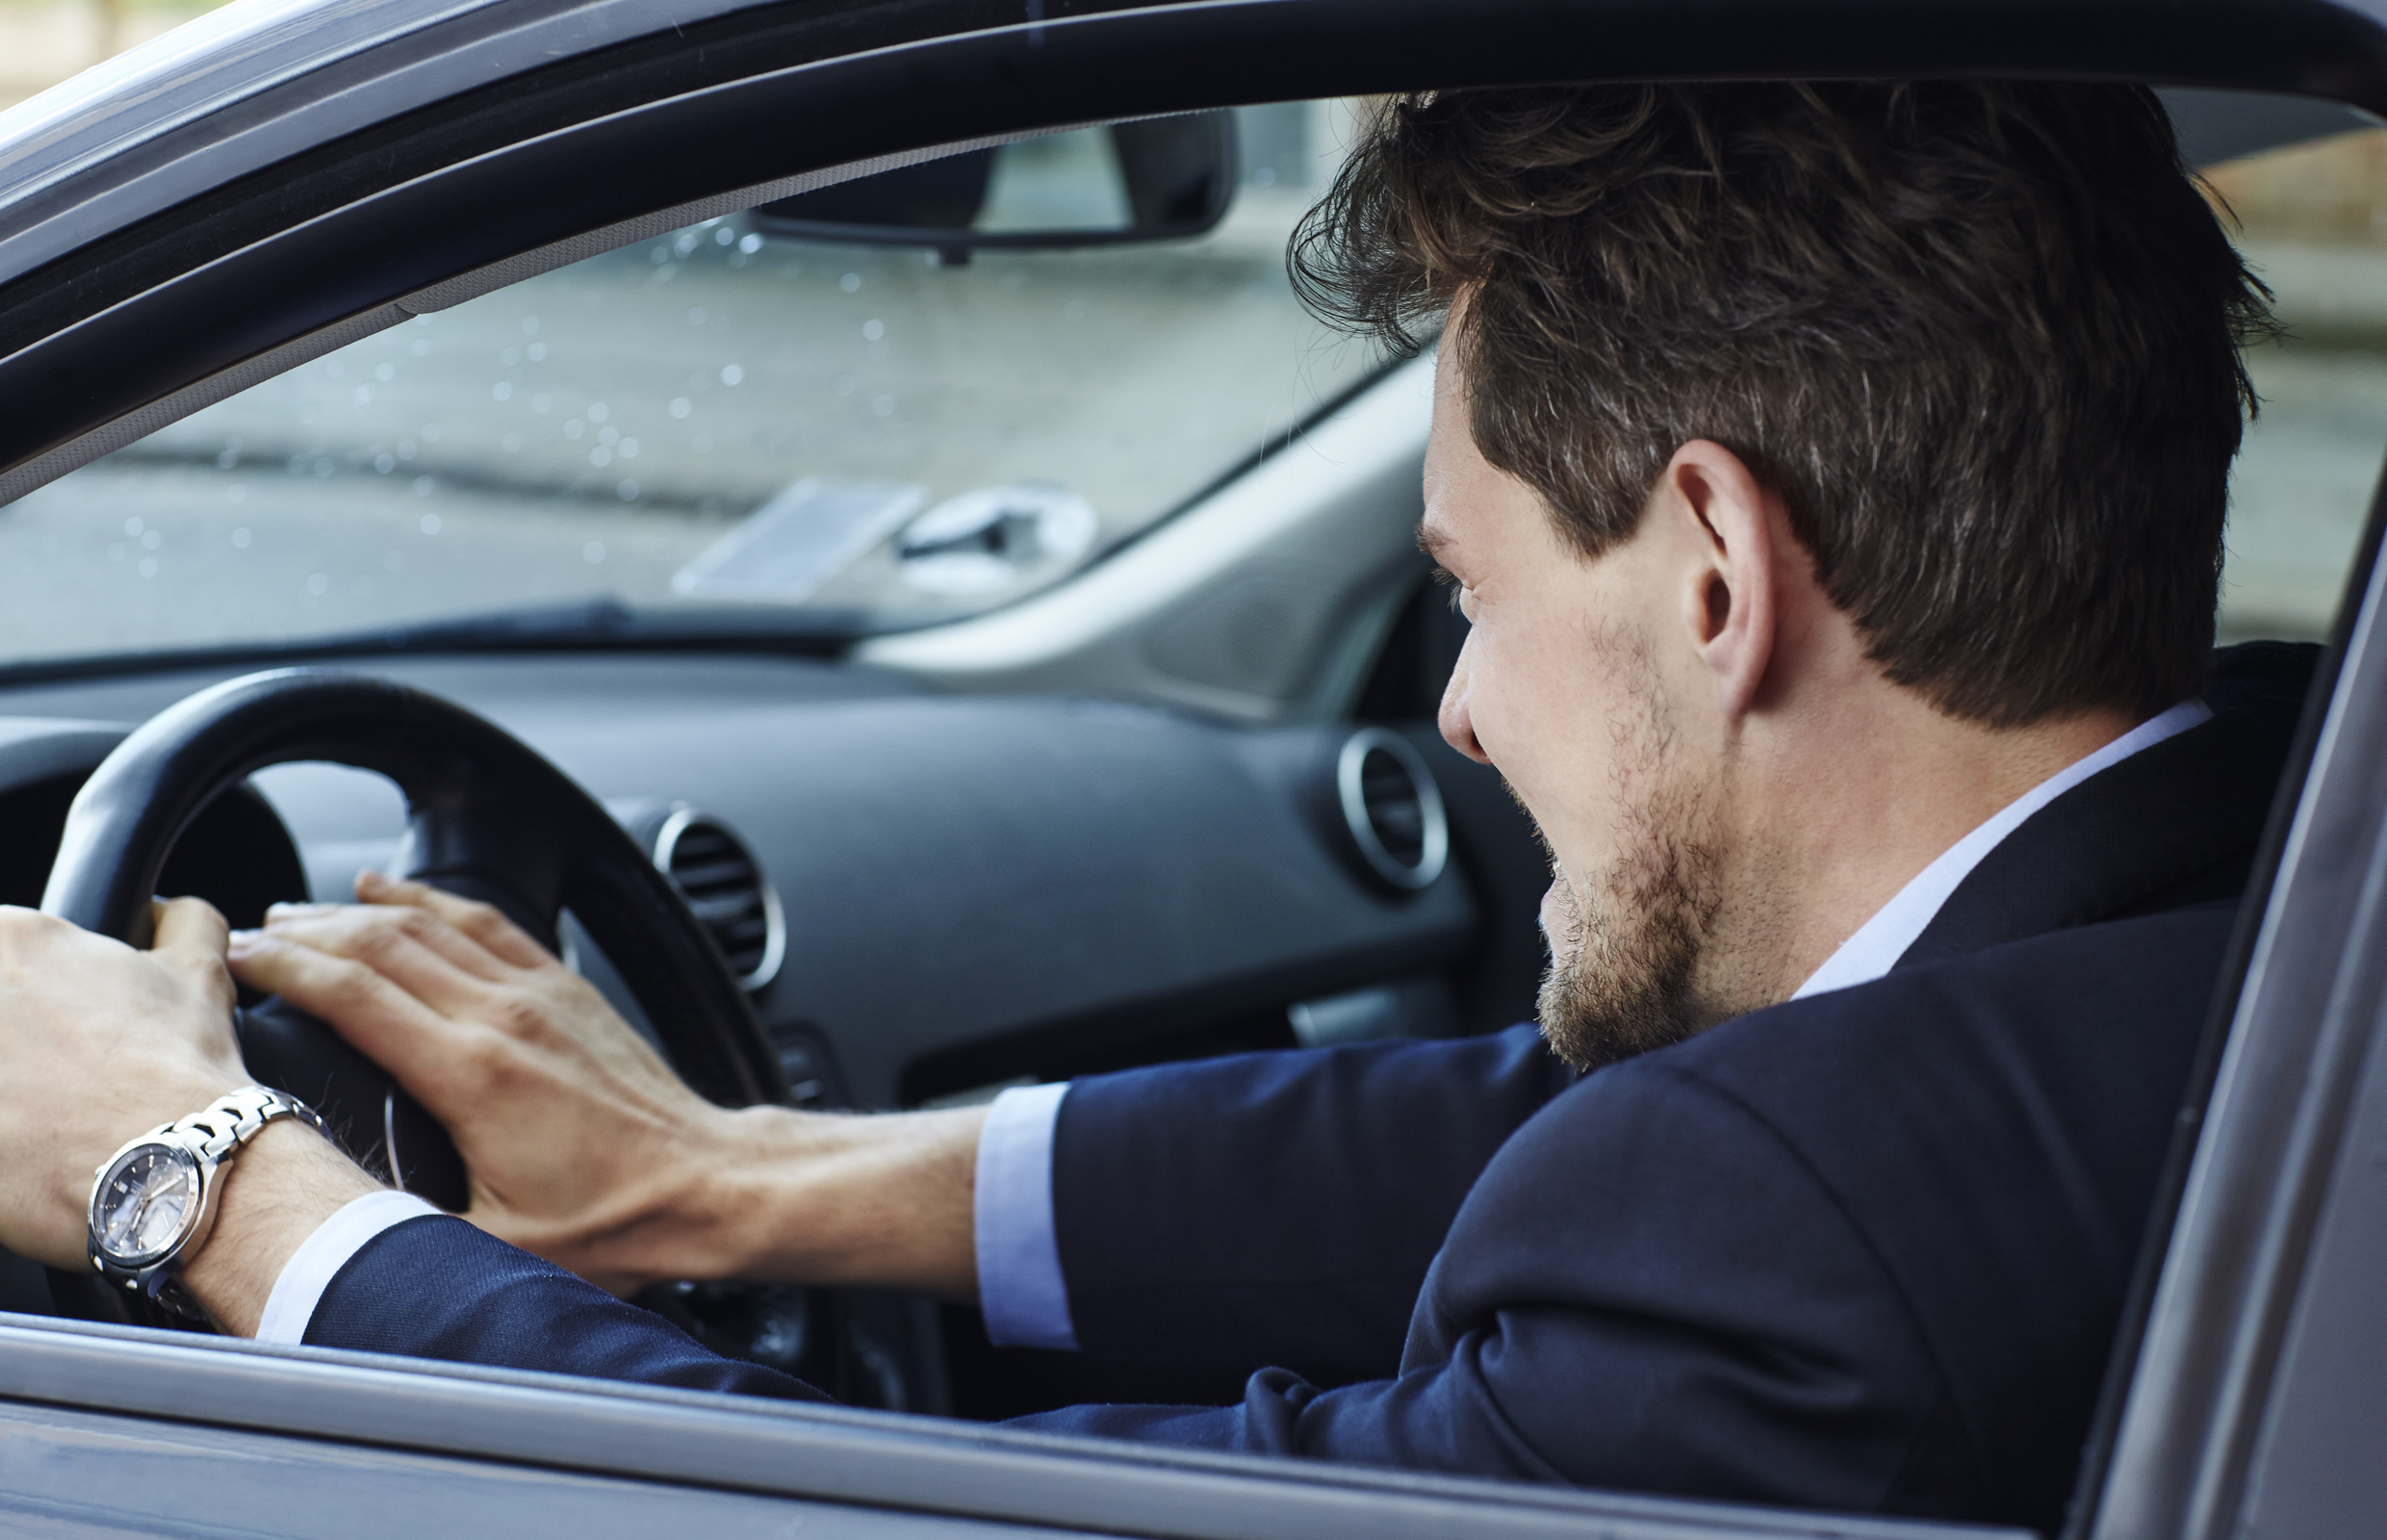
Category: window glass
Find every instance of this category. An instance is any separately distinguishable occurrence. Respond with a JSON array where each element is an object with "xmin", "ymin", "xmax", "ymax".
[
  {"xmin": 2212, "ymin": 124, "xmax": 2387, "ymax": 641},
  {"xmin": 0, "ymin": 103, "xmax": 1378, "ymax": 666}
]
